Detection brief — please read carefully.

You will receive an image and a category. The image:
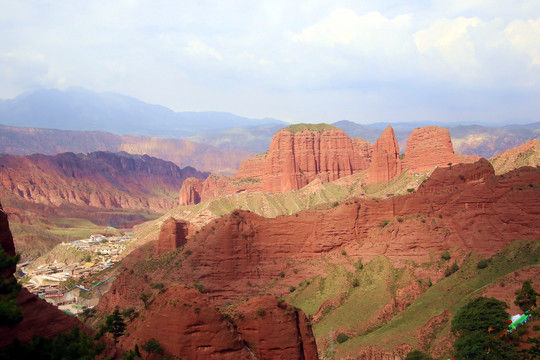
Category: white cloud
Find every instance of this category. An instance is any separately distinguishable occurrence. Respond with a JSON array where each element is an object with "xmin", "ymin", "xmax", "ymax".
[
  {"xmin": 505, "ymin": 18, "xmax": 540, "ymax": 65},
  {"xmin": 414, "ymin": 17, "xmax": 482, "ymax": 53},
  {"xmin": 185, "ymin": 40, "xmax": 223, "ymax": 60}
]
